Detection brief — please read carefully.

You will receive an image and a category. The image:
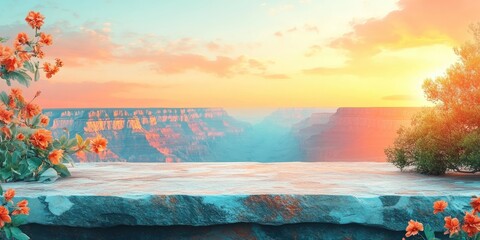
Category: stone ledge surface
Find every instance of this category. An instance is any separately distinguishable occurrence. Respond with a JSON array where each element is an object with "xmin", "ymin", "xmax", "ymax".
[{"xmin": 3, "ymin": 162, "xmax": 480, "ymax": 231}]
